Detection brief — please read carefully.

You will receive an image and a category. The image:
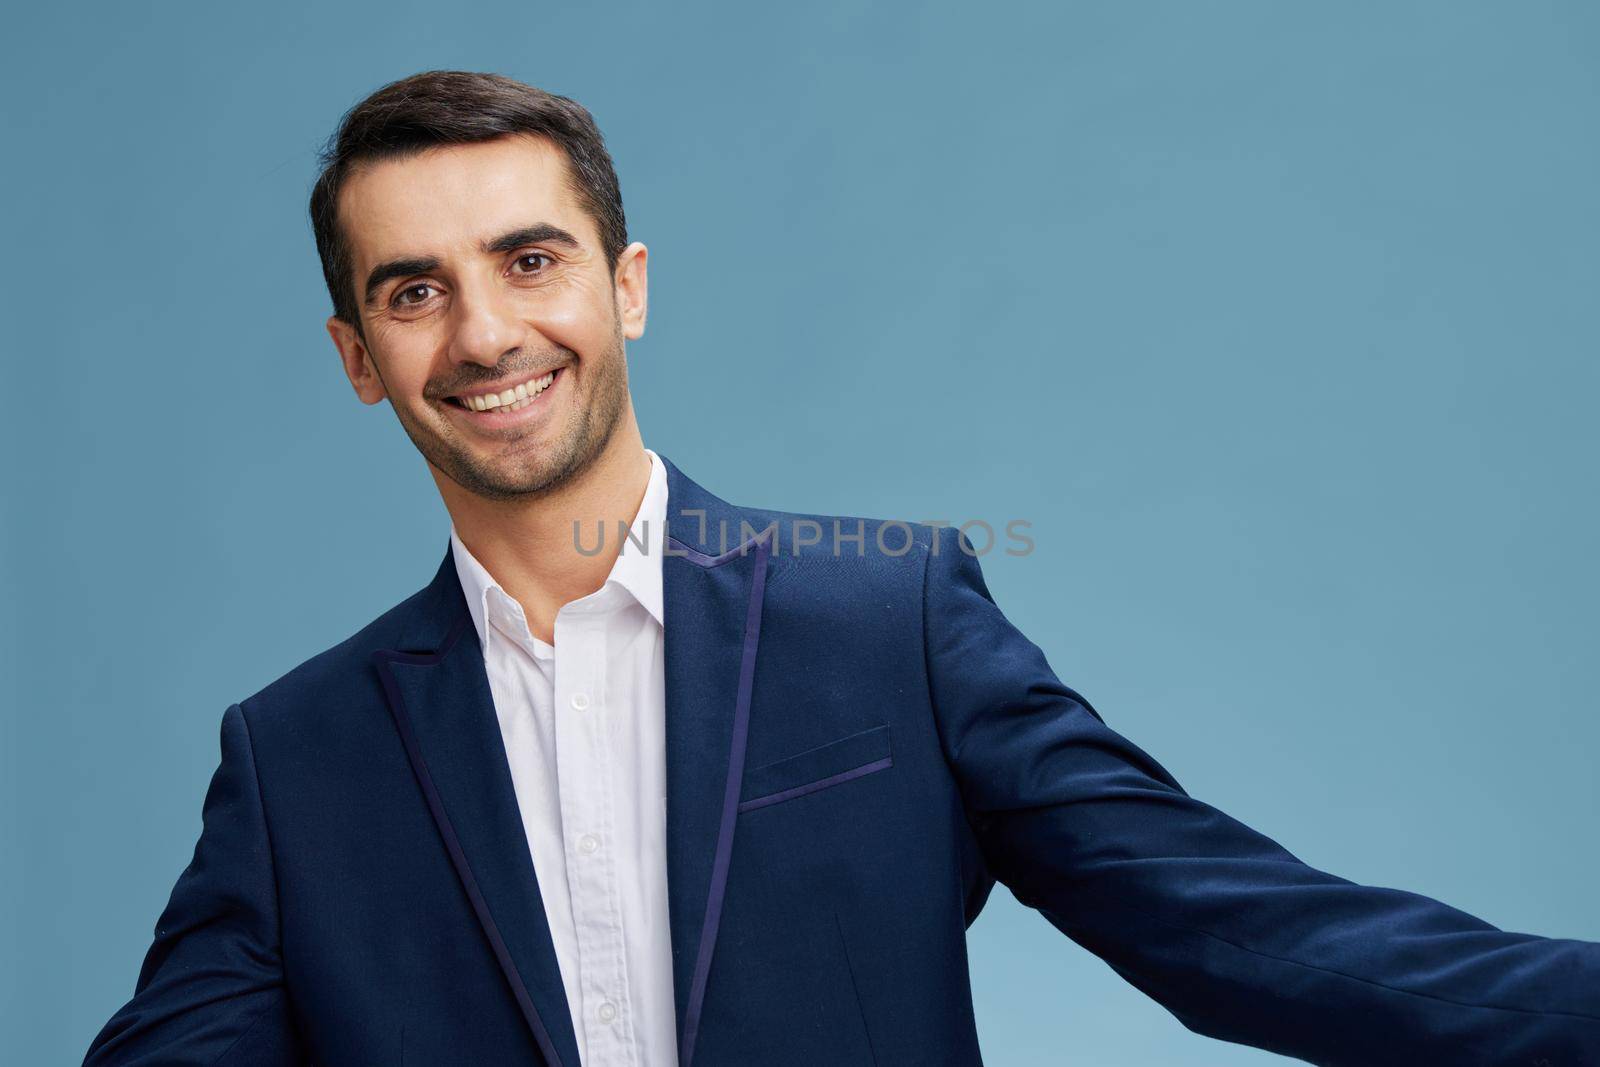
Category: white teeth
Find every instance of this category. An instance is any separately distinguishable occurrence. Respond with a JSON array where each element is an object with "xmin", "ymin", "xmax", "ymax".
[{"xmin": 460, "ymin": 370, "xmax": 557, "ymax": 412}]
